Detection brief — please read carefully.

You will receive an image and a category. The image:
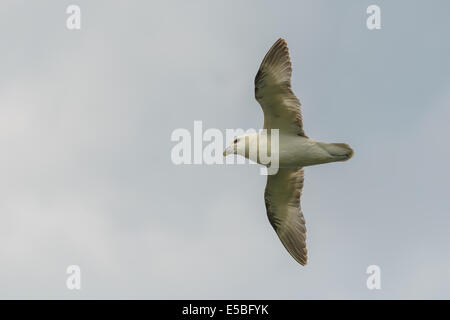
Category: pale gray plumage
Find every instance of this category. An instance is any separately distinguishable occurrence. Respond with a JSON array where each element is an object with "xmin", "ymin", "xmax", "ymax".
[
  {"xmin": 255, "ymin": 38, "xmax": 306, "ymax": 137},
  {"xmin": 265, "ymin": 168, "xmax": 307, "ymax": 265},
  {"xmin": 223, "ymin": 38, "xmax": 353, "ymax": 266},
  {"xmin": 256, "ymin": 39, "xmax": 308, "ymax": 265}
]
